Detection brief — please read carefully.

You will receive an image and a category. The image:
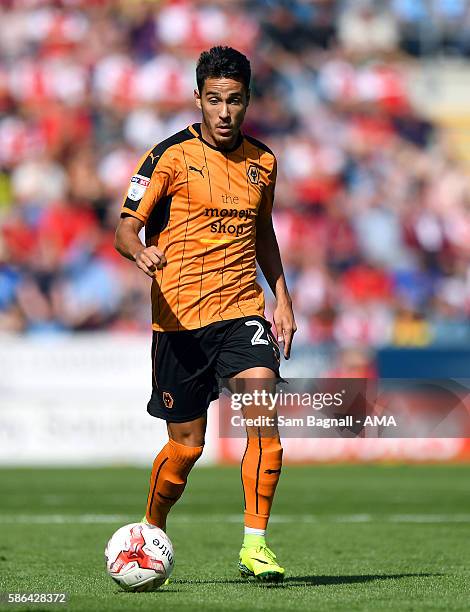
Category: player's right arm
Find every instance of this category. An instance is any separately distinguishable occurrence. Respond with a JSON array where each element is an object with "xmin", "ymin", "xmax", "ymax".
[
  {"xmin": 115, "ymin": 144, "xmax": 176, "ymax": 277},
  {"xmin": 114, "ymin": 216, "xmax": 167, "ymax": 278}
]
